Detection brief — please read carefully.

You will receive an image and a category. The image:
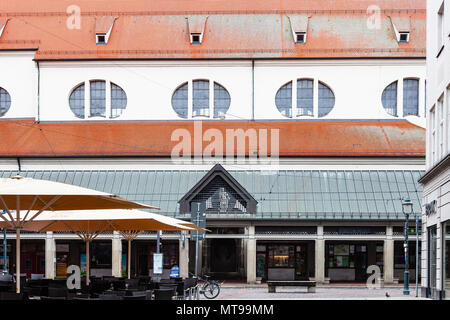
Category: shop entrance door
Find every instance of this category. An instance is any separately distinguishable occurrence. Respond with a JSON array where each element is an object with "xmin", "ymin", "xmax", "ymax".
[
  {"xmin": 354, "ymin": 245, "xmax": 368, "ymax": 282},
  {"xmin": 210, "ymin": 239, "xmax": 237, "ymax": 273},
  {"xmin": 138, "ymin": 254, "xmax": 148, "ymax": 276}
]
